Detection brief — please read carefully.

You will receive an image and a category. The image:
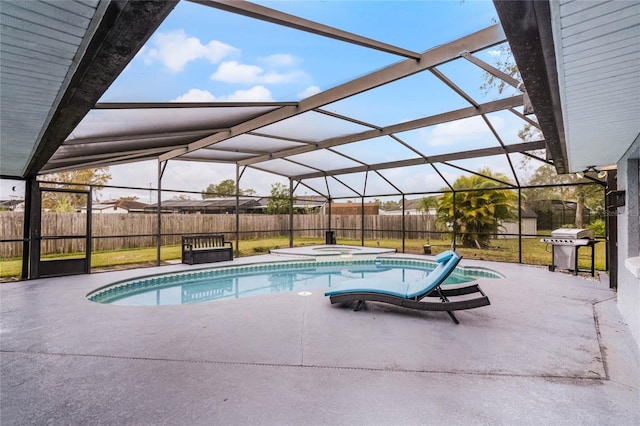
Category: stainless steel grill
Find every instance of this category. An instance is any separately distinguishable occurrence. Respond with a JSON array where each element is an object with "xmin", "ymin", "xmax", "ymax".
[{"xmin": 541, "ymin": 228, "xmax": 596, "ymax": 275}]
